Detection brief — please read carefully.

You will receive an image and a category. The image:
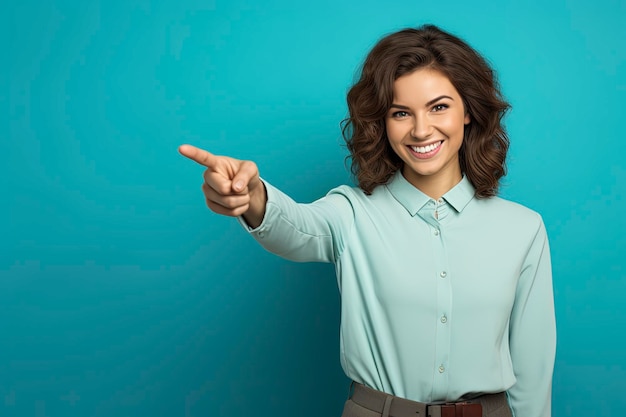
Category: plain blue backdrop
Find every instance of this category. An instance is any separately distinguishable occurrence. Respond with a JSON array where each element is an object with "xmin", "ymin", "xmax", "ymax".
[{"xmin": 2, "ymin": 0, "xmax": 625, "ymax": 416}]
